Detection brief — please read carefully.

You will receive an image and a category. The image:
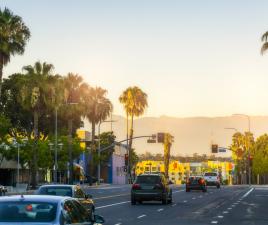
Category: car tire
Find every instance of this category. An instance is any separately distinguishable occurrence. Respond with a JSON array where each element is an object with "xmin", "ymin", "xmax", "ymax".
[
  {"xmin": 162, "ymin": 193, "xmax": 168, "ymax": 205},
  {"xmin": 202, "ymin": 188, "xmax": 207, "ymax": 193},
  {"xmin": 138, "ymin": 200, "xmax": 143, "ymax": 204},
  {"xmin": 131, "ymin": 196, "xmax": 136, "ymax": 205},
  {"xmin": 186, "ymin": 188, "xmax": 190, "ymax": 192}
]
